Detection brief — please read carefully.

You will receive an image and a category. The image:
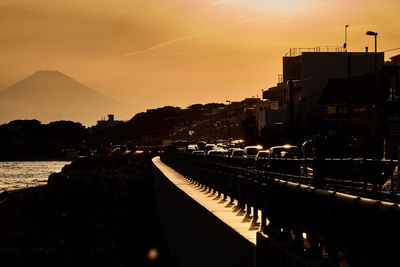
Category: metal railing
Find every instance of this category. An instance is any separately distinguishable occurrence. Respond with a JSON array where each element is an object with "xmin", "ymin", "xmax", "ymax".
[
  {"xmin": 285, "ymin": 46, "xmax": 345, "ymax": 57},
  {"xmin": 165, "ymin": 153, "xmax": 399, "ymax": 200},
  {"xmin": 160, "ymin": 152, "xmax": 400, "ymax": 267}
]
